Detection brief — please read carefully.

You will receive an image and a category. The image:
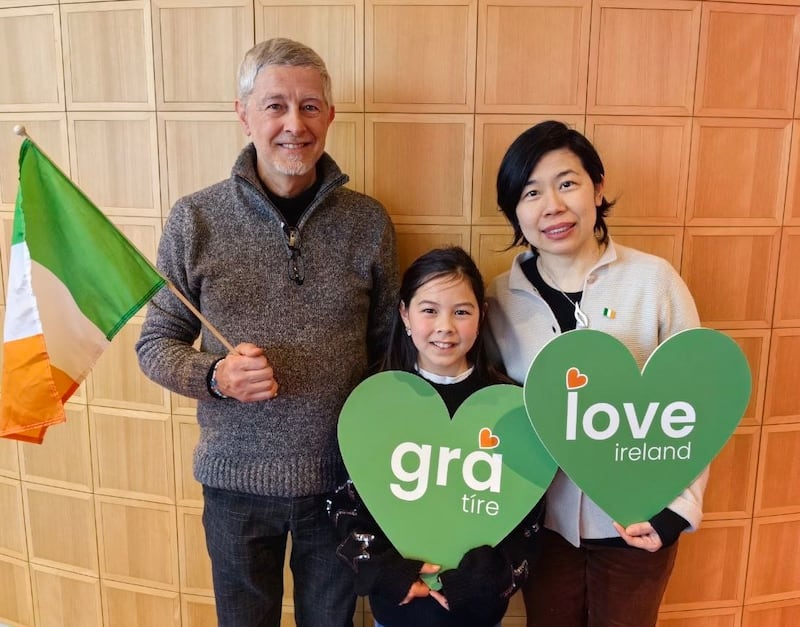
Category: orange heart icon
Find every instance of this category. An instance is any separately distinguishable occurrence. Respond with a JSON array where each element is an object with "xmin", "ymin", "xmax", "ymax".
[
  {"xmin": 566, "ymin": 367, "xmax": 588, "ymax": 390},
  {"xmin": 479, "ymin": 427, "xmax": 500, "ymax": 449}
]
